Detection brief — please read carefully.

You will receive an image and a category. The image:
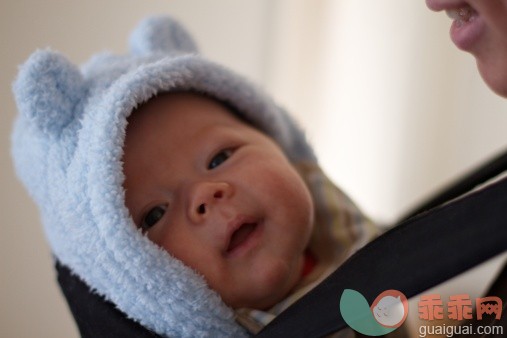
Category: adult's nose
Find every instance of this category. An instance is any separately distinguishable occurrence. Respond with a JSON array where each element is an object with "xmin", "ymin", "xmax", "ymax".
[{"xmin": 188, "ymin": 181, "xmax": 233, "ymax": 224}]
